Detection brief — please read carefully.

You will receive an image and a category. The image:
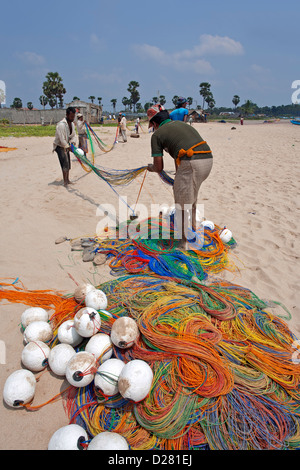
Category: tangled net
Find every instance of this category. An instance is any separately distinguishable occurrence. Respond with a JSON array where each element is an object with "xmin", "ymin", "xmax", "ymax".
[{"xmin": 1, "ymin": 249, "xmax": 300, "ymax": 450}]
